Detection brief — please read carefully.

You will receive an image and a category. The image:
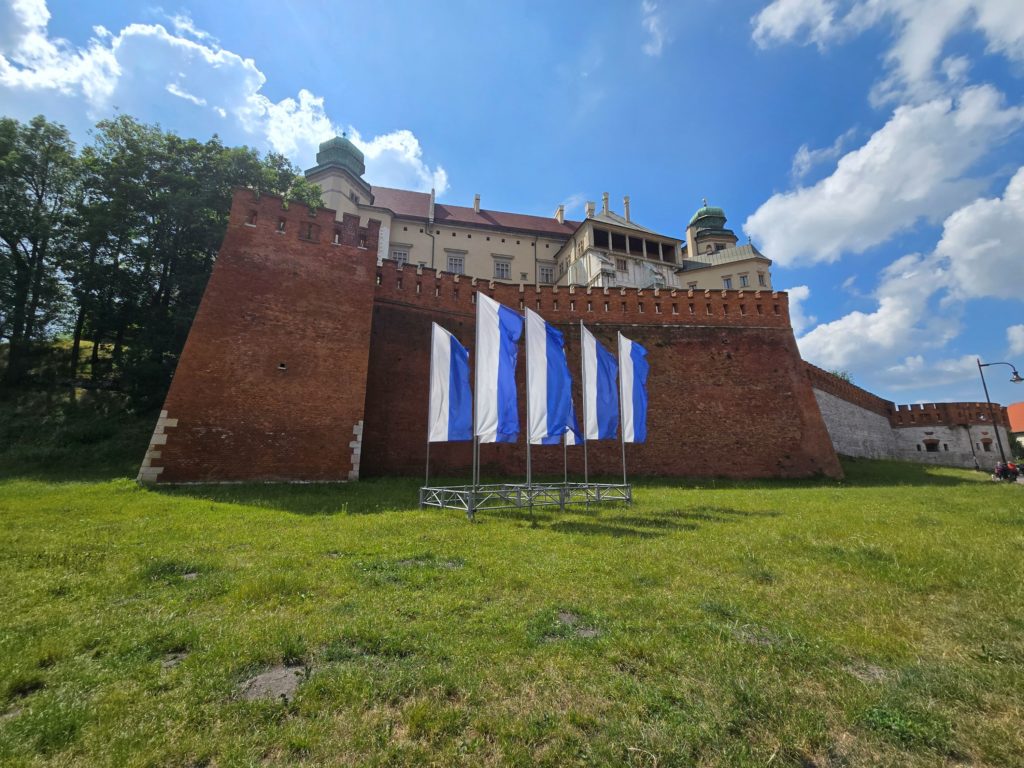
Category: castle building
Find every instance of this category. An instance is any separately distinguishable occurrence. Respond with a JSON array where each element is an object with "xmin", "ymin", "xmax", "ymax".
[
  {"xmin": 136, "ymin": 187, "xmax": 1012, "ymax": 485},
  {"xmin": 305, "ymin": 136, "xmax": 771, "ymax": 291}
]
